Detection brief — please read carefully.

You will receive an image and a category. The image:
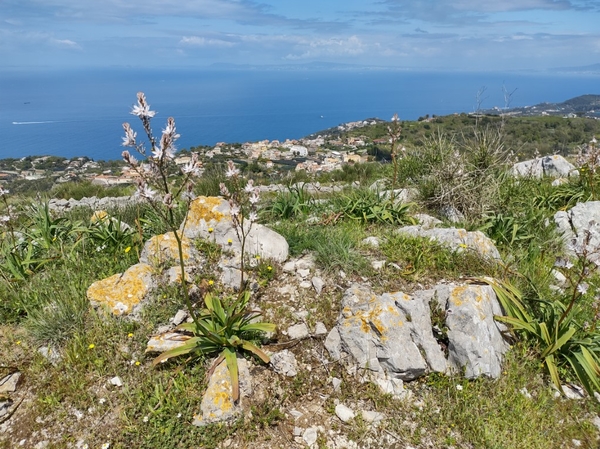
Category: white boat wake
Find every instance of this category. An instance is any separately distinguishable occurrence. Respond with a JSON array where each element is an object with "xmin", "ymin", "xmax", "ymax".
[{"xmin": 12, "ymin": 121, "xmax": 57, "ymax": 125}]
